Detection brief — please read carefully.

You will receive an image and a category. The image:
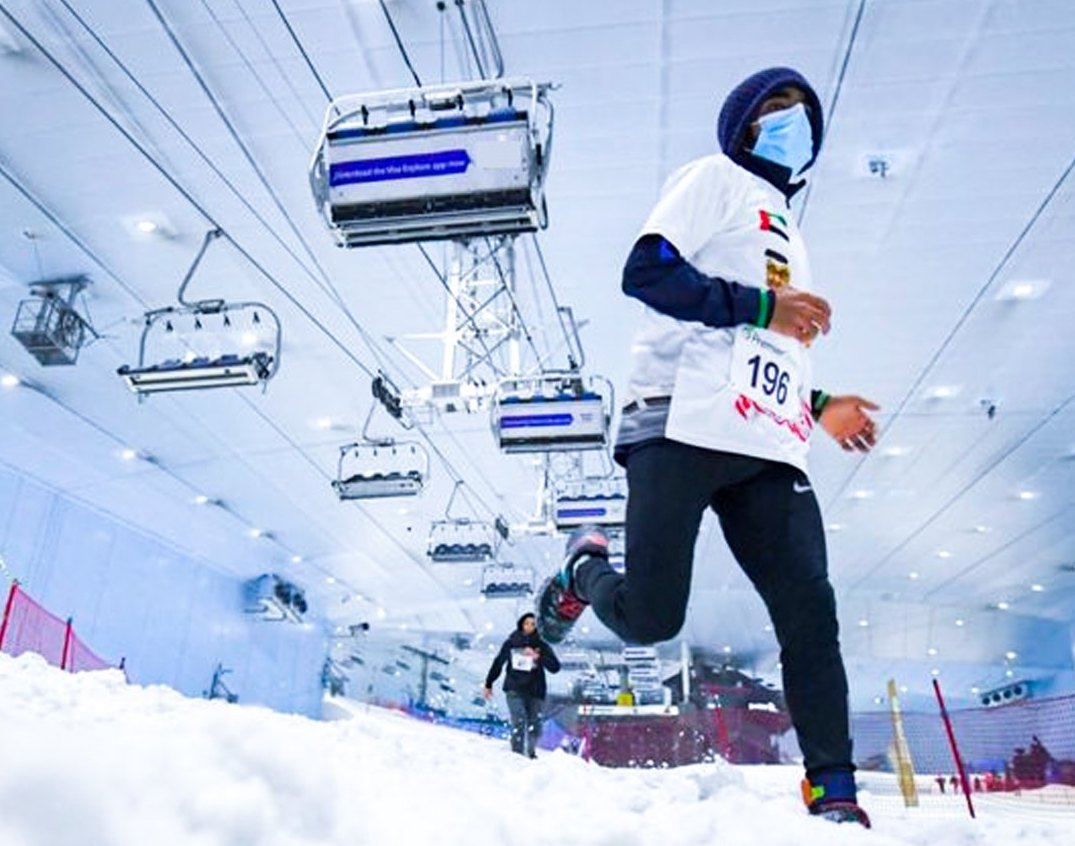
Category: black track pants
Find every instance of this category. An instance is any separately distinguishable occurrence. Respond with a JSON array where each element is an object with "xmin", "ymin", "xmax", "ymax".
[{"xmin": 575, "ymin": 439, "xmax": 853, "ymax": 776}]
